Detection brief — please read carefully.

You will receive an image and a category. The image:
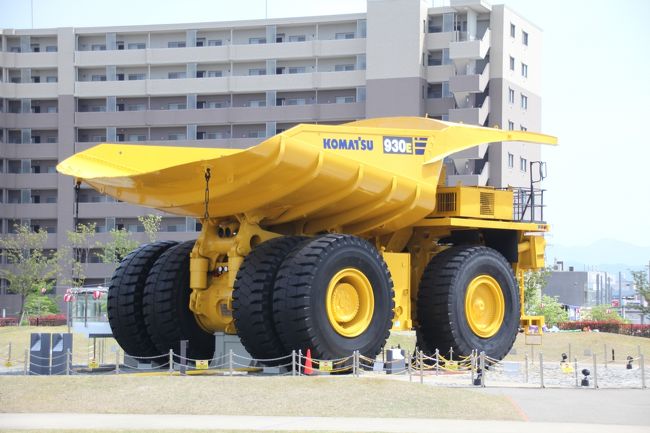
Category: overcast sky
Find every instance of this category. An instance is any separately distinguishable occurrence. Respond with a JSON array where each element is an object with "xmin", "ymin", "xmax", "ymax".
[{"xmin": 2, "ymin": 0, "xmax": 649, "ymax": 247}]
